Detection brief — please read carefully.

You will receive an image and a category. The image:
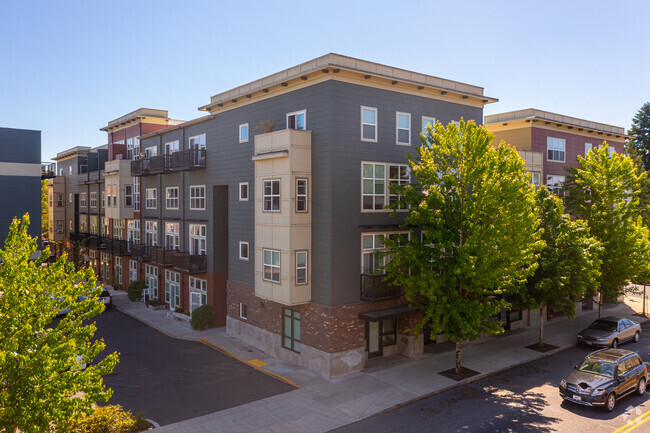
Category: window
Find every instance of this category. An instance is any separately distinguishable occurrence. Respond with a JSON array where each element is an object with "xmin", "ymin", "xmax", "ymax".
[
  {"xmin": 56, "ymin": 193, "xmax": 63, "ymax": 207},
  {"xmin": 145, "ymin": 265, "xmax": 158, "ymax": 299},
  {"xmin": 239, "ymin": 182, "xmax": 248, "ymax": 201},
  {"xmin": 381, "ymin": 319, "xmax": 396, "ymax": 347},
  {"xmin": 126, "ymin": 138, "xmax": 133, "ymax": 160},
  {"xmin": 282, "ymin": 308, "xmax": 301, "ymax": 353},
  {"xmin": 145, "ymin": 221, "xmax": 158, "ymax": 246},
  {"xmin": 80, "ymin": 192, "xmax": 87, "ymax": 207},
  {"xmin": 128, "ymin": 220, "xmax": 140, "ymax": 244},
  {"xmin": 263, "ymin": 249, "xmax": 280, "ymax": 283},
  {"xmin": 69, "ymin": 166, "xmax": 72, "ymax": 175},
  {"xmin": 69, "ymin": 220, "xmax": 73, "ymax": 231},
  {"xmin": 531, "ymin": 172, "xmax": 541, "ymax": 188},
  {"xmin": 389, "ymin": 165, "xmax": 409, "ymax": 209},
  {"xmin": 60, "ymin": 168, "xmax": 63, "ymax": 176},
  {"xmin": 189, "ymin": 277, "xmax": 207, "ymax": 313},
  {"xmin": 145, "ymin": 146, "xmax": 157, "ymax": 157},
  {"xmin": 133, "ymin": 177, "xmax": 140, "ymax": 211},
  {"xmin": 287, "ymin": 110, "xmax": 306, "ymax": 130},
  {"xmin": 89, "ymin": 192, "xmax": 97, "ymax": 208},
  {"xmin": 396, "ymin": 112, "xmax": 411, "ymax": 145},
  {"xmin": 101, "ymin": 217, "xmax": 109, "ymax": 236},
  {"xmin": 79, "ymin": 215, "xmax": 88, "ymax": 233},
  {"xmin": 422, "ymin": 116, "xmax": 436, "ymax": 133},
  {"xmin": 114, "ymin": 257, "xmax": 122, "ymax": 288},
  {"xmin": 263, "ymin": 179, "xmax": 280, "ymax": 212},
  {"xmin": 129, "ymin": 260, "xmax": 137, "ymax": 283},
  {"xmin": 69, "ymin": 193, "xmax": 72, "ymax": 203},
  {"xmin": 296, "ymin": 251, "xmax": 307, "ymax": 284},
  {"xmin": 189, "ymin": 224, "xmax": 206, "ymax": 255},
  {"xmin": 239, "ymin": 123, "xmax": 249, "ymax": 143},
  {"xmin": 90, "ymin": 215, "xmax": 98, "ymax": 235},
  {"xmin": 164, "ymin": 270, "xmax": 181, "ymax": 309},
  {"xmin": 189, "ymin": 134, "xmax": 206, "ymax": 150},
  {"xmin": 100, "ymin": 253, "xmax": 110, "ymax": 281},
  {"xmin": 240, "ymin": 303, "xmax": 248, "ymax": 320},
  {"xmin": 239, "ymin": 241, "xmax": 249, "ymax": 260},
  {"xmin": 547, "ymin": 137, "xmax": 566, "ymax": 162},
  {"xmin": 164, "ymin": 140, "xmax": 179, "ymax": 155},
  {"xmin": 296, "ymin": 178, "xmax": 308, "ymax": 212},
  {"xmin": 165, "ymin": 222, "xmax": 180, "ymax": 250},
  {"xmin": 146, "ymin": 188, "xmax": 157, "ymax": 209},
  {"xmin": 57, "ymin": 221, "xmax": 64, "ymax": 234},
  {"xmin": 125, "ymin": 185, "xmax": 133, "ymax": 207},
  {"xmin": 113, "ymin": 219, "xmax": 125, "ymax": 240},
  {"xmin": 546, "ymin": 175, "xmax": 565, "ymax": 196},
  {"xmin": 361, "ymin": 106, "xmax": 377, "ymax": 142},
  {"xmin": 112, "ymin": 185, "xmax": 117, "ymax": 206},
  {"xmin": 166, "ymin": 187, "xmax": 179, "ymax": 209},
  {"xmin": 361, "ymin": 232, "xmax": 409, "ymax": 274},
  {"xmin": 190, "ymin": 185, "xmax": 205, "ymax": 210},
  {"xmin": 585, "ymin": 143, "xmax": 592, "ymax": 155},
  {"xmin": 608, "ymin": 146, "xmax": 615, "ymax": 158},
  {"xmin": 101, "ymin": 191, "xmax": 105, "ymax": 208}
]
